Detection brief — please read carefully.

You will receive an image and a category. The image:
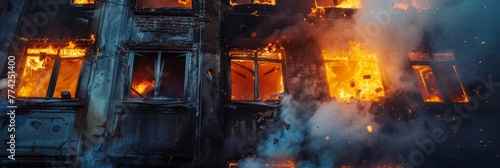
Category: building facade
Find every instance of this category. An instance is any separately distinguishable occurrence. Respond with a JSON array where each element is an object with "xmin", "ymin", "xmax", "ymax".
[{"xmin": 1, "ymin": 0, "xmax": 500, "ymax": 167}]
